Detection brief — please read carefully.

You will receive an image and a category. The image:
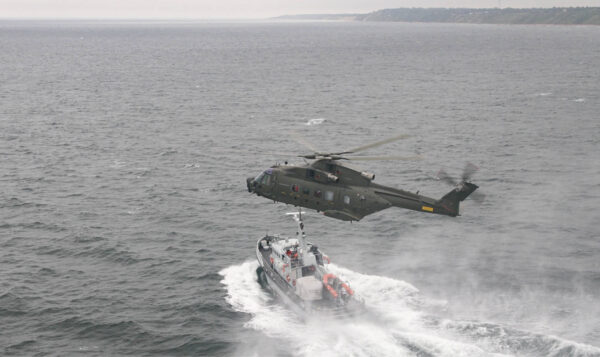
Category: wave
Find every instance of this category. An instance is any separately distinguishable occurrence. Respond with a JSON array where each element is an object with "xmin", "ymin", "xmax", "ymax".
[
  {"xmin": 0, "ymin": 292, "xmax": 28, "ymax": 317},
  {"xmin": 220, "ymin": 261, "xmax": 600, "ymax": 357},
  {"xmin": 0, "ymin": 221, "xmax": 65, "ymax": 232},
  {"xmin": 0, "ymin": 197, "xmax": 47, "ymax": 209},
  {"xmin": 305, "ymin": 118, "xmax": 326, "ymax": 126},
  {"xmin": 73, "ymin": 245, "xmax": 150, "ymax": 266}
]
